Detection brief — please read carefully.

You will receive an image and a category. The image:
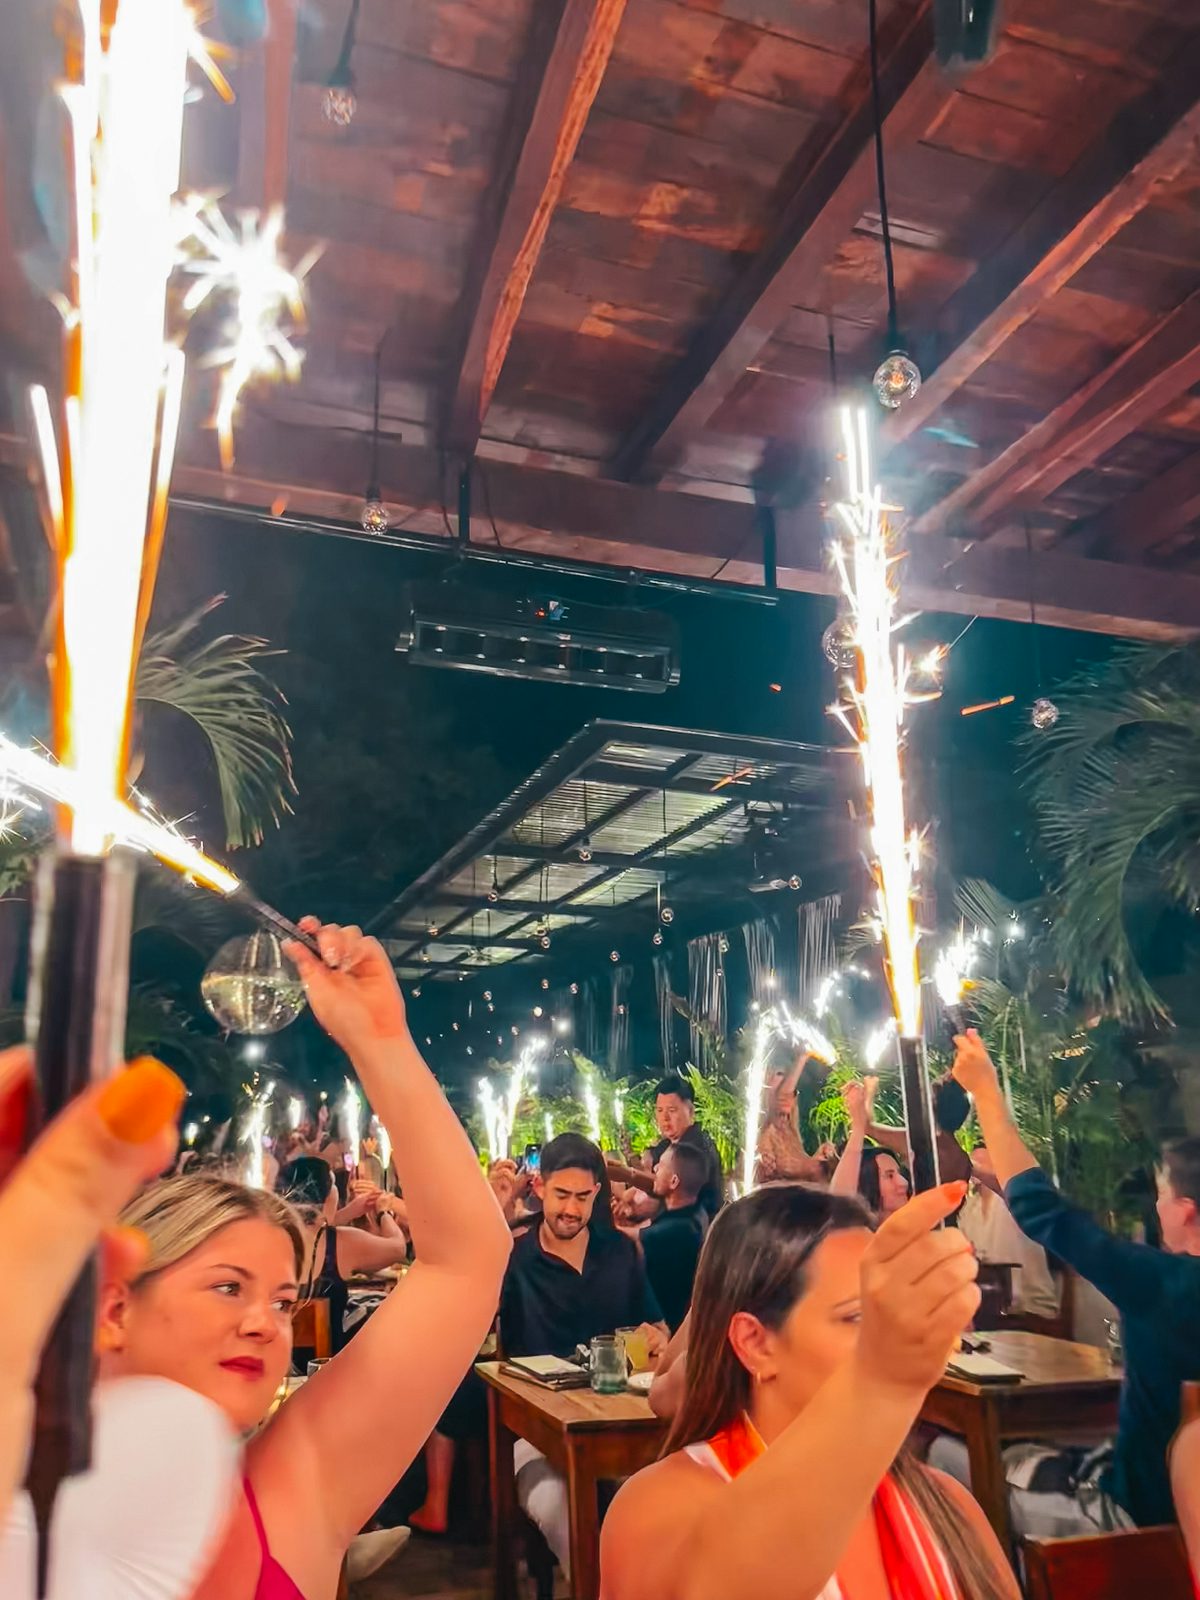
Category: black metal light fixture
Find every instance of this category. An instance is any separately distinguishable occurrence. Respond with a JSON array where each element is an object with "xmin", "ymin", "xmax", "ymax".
[
  {"xmin": 868, "ymin": 0, "xmax": 921, "ymax": 410},
  {"xmin": 323, "ymin": 0, "xmax": 361, "ymax": 126},
  {"xmin": 360, "ymin": 340, "xmax": 389, "ymax": 533}
]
